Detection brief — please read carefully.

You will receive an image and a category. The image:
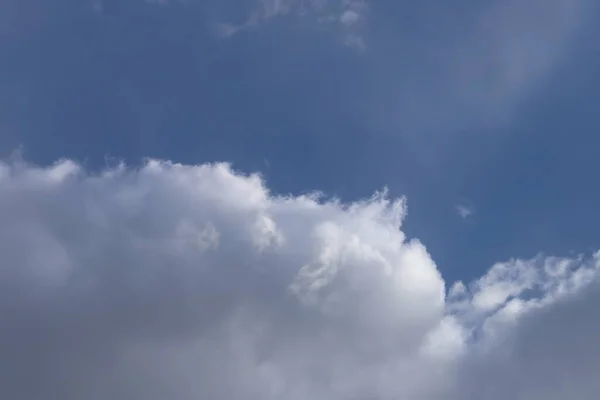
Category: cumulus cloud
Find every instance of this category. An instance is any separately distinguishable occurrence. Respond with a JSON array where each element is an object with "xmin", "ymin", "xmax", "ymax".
[{"xmin": 0, "ymin": 158, "xmax": 599, "ymax": 399}]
